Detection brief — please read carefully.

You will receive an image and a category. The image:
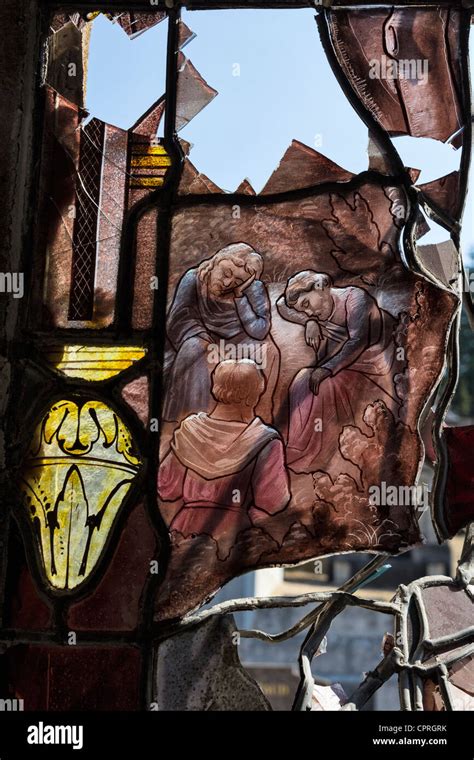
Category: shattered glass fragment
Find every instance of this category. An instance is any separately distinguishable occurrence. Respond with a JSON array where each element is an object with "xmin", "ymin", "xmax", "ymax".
[
  {"xmin": 418, "ymin": 172, "xmax": 462, "ymax": 221},
  {"xmin": 178, "ymin": 20, "xmax": 196, "ymax": 50},
  {"xmin": 176, "ymin": 53, "xmax": 218, "ymax": 132},
  {"xmin": 179, "ymin": 158, "xmax": 223, "ymax": 194},
  {"xmin": 327, "ymin": 8, "xmax": 466, "ymax": 143},
  {"xmin": 236, "ymin": 179, "xmax": 256, "ymax": 196},
  {"xmin": 155, "ymin": 616, "xmax": 272, "ymax": 710},
  {"xmin": 114, "ymin": 12, "xmax": 166, "ymax": 39},
  {"xmin": 261, "ymin": 140, "xmax": 354, "ymax": 194}
]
